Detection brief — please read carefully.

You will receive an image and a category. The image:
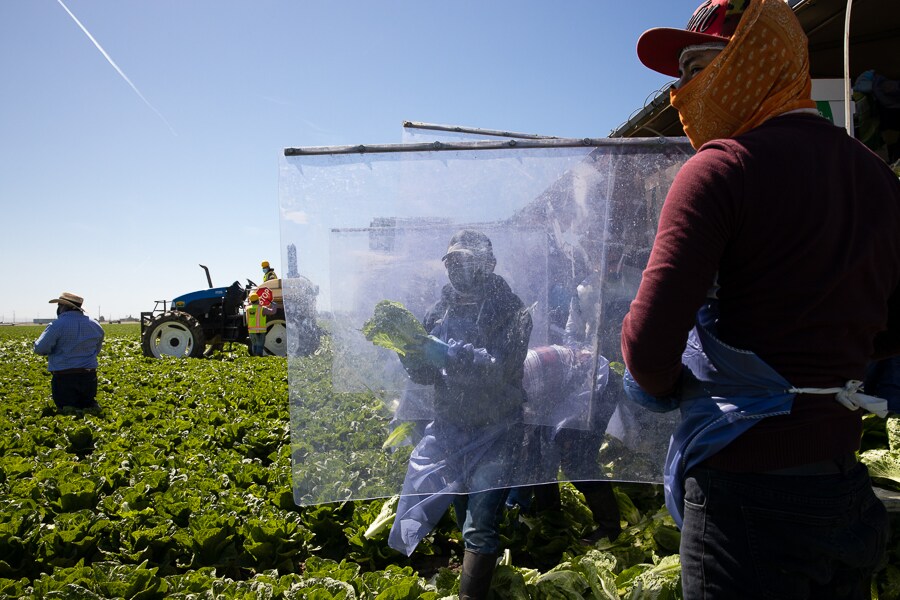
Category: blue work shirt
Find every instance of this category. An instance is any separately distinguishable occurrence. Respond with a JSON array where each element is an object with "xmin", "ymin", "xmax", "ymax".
[{"xmin": 33, "ymin": 310, "xmax": 105, "ymax": 372}]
